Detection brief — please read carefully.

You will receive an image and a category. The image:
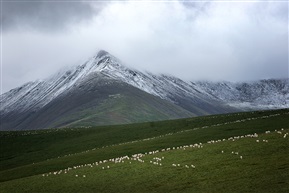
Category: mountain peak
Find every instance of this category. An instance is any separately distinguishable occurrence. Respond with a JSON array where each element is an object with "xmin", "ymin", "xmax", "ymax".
[{"xmin": 96, "ymin": 50, "xmax": 109, "ymax": 58}]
